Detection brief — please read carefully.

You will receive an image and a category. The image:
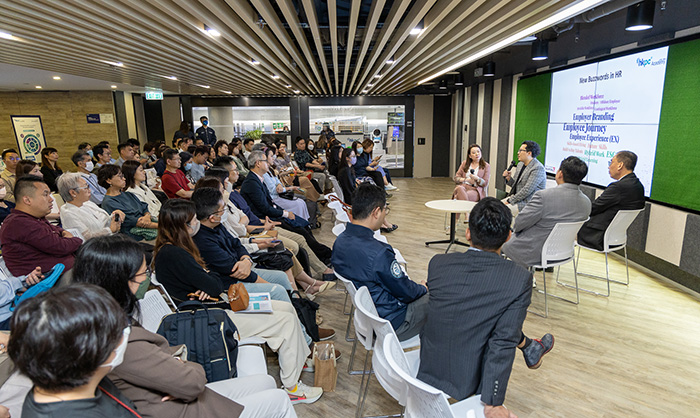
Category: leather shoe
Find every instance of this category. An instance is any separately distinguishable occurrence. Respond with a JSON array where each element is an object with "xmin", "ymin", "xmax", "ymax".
[
  {"xmin": 522, "ymin": 333, "xmax": 554, "ymax": 369},
  {"xmin": 318, "ymin": 327, "xmax": 336, "ymax": 341}
]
